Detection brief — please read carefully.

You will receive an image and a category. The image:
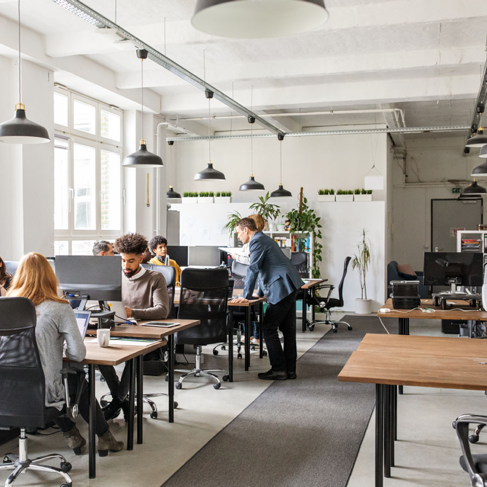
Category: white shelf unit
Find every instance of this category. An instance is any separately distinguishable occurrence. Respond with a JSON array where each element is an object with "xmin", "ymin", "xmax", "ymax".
[
  {"xmin": 263, "ymin": 231, "xmax": 314, "ymax": 275},
  {"xmin": 456, "ymin": 230, "xmax": 487, "ymax": 261}
]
